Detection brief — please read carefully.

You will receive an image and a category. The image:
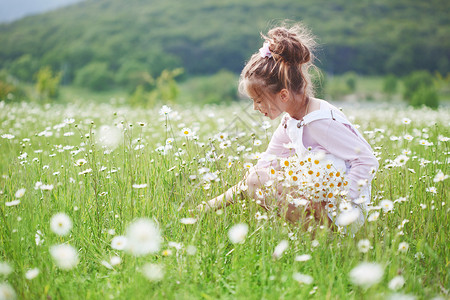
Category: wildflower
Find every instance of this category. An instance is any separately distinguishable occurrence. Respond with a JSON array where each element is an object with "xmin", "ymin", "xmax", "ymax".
[
  {"xmin": 295, "ymin": 254, "xmax": 312, "ymax": 262},
  {"xmin": 180, "ymin": 218, "xmax": 197, "ymax": 225},
  {"xmin": 311, "ymin": 240, "xmax": 319, "ymax": 248},
  {"xmin": 39, "ymin": 184, "xmax": 54, "ymax": 191},
  {"xmin": 425, "ymin": 187, "xmax": 437, "ymax": 194},
  {"xmin": 243, "ymin": 162, "xmax": 254, "ymax": 169},
  {"xmin": 25, "ymin": 268, "xmax": 40, "ymax": 280},
  {"xmin": 419, "ymin": 139, "xmax": 433, "ymax": 146},
  {"xmin": 414, "ymin": 252, "xmax": 424, "ymax": 259},
  {"xmin": 273, "ymin": 240, "xmax": 289, "ymax": 259},
  {"xmin": 132, "ymin": 183, "xmax": 147, "ymax": 189},
  {"xmin": 1, "ymin": 134, "xmax": 14, "ymax": 139},
  {"xmin": 101, "ymin": 260, "xmax": 113, "ymax": 269},
  {"xmin": 5, "ymin": 200, "xmax": 20, "ymax": 207},
  {"xmin": 388, "ymin": 275, "xmax": 405, "ymax": 290},
  {"xmin": 403, "ymin": 134, "xmax": 413, "ymax": 141},
  {"xmin": 111, "ymin": 236, "xmax": 128, "ymax": 250},
  {"xmin": 336, "ymin": 209, "xmax": 360, "ymax": 226},
  {"xmin": 50, "ymin": 213, "xmax": 72, "ymax": 236},
  {"xmin": 380, "ymin": 200, "xmax": 394, "ymax": 212},
  {"xmin": 75, "ymin": 159, "xmax": 87, "ymax": 166},
  {"xmin": 433, "ymin": 170, "xmax": 448, "ymax": 182},
  {"xmin": 253, "ymin": 140, "xmax": 262, "ymax": 146},
  {"xmin": 357, "ymin": 239, "xmax": 371, "ymax": 253},
  {"xmin": 14, "ymin": 188, "xmax": 26, "ymax": 198},
  {"xmin": 0, "ymin": 262, "xmax": 12, "ymax": 276},
  {"xmin": 398, "ymin": 242, "xmax": 409, "ymax": 253},
  {"xmin": 228, "ymin": 223, "xmax": 248, "ymax": 244},
  {"xmin": 159, "ymin": 105, "xmax": 172, "ymax": 116},
  {"xmin": 162, "ymin": 249, "xmax": 172, "ymax": 256},
  {"xmin": 394, "ymin": 155, "xmax": 409, "ymax": 166},
  {"xmin": 0, "ymin": 282, "xmax": 16, "ymax": 300},
  {"xmin": 401, "ymin": 118, "xmax": 411, "ymax": 125},
  {"xmin": 293, "ymin": 273, "xmax": 314, "ymax": 284},
  {"xmin": 126, "ymin": 218, "xmax": 162, "ymax": 256},
  {"xmin": 110, "ymin": 256, "xmax": 121, "ymax": 266},
  {"xmin": 50, "ymin": 244, "xmax": 79, "ymax": 270},
  {"xmin": 181, "ymin": 127, "xmax": 193, "ymax": 137},
  {"xmin": 35, "ymin": 230, "xmax": 44, "ymax": 246},
  {"xmin": 349, "ymin": 262, "xmax": 383, "ymax": 288},
  {"xmin": 141, "ymin": 263, "xmax": 164, "ymax": 282},
  {"xmin": 438, "ymin": 135, "xmax": 449, "ymax": 142}
]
